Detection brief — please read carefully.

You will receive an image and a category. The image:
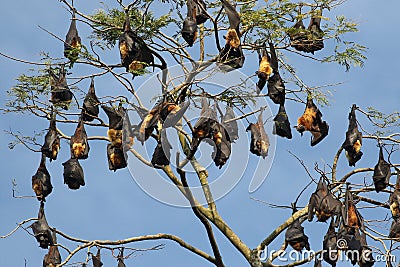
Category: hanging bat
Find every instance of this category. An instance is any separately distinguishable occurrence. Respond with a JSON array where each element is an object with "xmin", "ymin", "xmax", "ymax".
[
  {"xmin": 81, "ymin": 78, "xmax": 100, "ymax": 122},
  {"xmin": 314, "ymin": 258, "xmax": 322, "ymax": 267},
  {"xmin": 117, "ymin": 248, "xmax": 126, "ymax": 267},
  {"xmin": 246, "ymin": 111, "xmax": 269, "ymax": 158},
  {"xmin": 295, "ymin": 96, "xmax": 329, "ymax": 146},
  {"xmin": 389, "ymin": 171, "xmax": 400, "ymax": 219},
  {"xmin": 182, "ymin": 0, "xmax": 199, "ymax": 47},
  {"xmin": 273, "ymin": 104, "xmax": 292, "ymax": 139},
  {"xmin": 119, "ymin": 12, "xmax": 154, "ymax": 75},
  {"xmin": 342, "ymin": 104, "xmax": 363, "ymax": 167},
  {"xmin": 288, "ymin": 18, "xmax": 308, "ymax": 52},
  {"xmin": 372, "ymin": 146, "xmax": 391, "ymax": 193},
  {"xmin": 389, "ymin": 218, "xmax": 400, "ymax": 238},
  {"xmin": 92, "ymin": 248, "xmax": 103, "ymax": 267},
  {"xmin": 211, "ymin": 122, "xmax": 232, "ymax": 168},
  {"xmin": 70, "ymin": 119, "xmax": 90, "ymax": 159},
  {"xmin": 62, "ymin": 158, "xmax": 85, "ymax": 189},
  {"xmin": 217, "ymin": 0, "xmax": 245, "ymax": 70},
  {"xmin": 31, "ymin": 202, "xmax": 54, "ymax": 249},
  {"xmin": 337, "ymin": 223, "xmax": 362, "ymax": 265},
  {"xmin": 222, "ymin": 104, "xmax": 239, "ymax": 142},
  {"xmin": 49, "ymin": 66, "xmax": 73, "ymax": 109},
  {"xmin": 342, "ymin": 184, "xmax": 362, "ymax": 234},
  {"xmin": 285, "ymin": 215, "xmax": 310, "ymax": 251},
  {"xmin": 267, "ymin": 42, "xmax": 286, "ymax": 105},
  {"xmin": 102, "ymin": 105, "xmax": 124, "ymax": 147},
  {"xmin": 308, "ymin": 177, "xmax": 341, "ymax": 224},
  {"xmin": 305, "ymin": 9, "xmax": 324, "ymax": 54},
  {"xmin": 32, "ymin": 154, "xmax": 53, "ymax": 202},
  {"xmin": 151, "ymin": 130, "xmax": 172, "ymax": 168},
  {"xmin": 64, "ymin": 9, "xmax": 81, "ymax": 66},
  {"xmin": 107, "ymin": 143, "xmax": 128, "ymax": 171},
  {"xmin": 358, "ymin": 232, "xmax": 375, "ymax": 267},
  {"xmin": 194, "ymin": 0, "xmax": 208, "ymax": 24},
  {"xmin": 43, "ymin": 232, "xmax": 61, "ymax": 267},
  {"xmin": 161, "ymin": 101, "xmax": 190, "ymax": 128},
  {"xmin": 322, "ymin": 220, "xmax": 339, "ymax": 267},
  {"xmin": 255, "ymin": 45, "xmax": 272, "ymax": 93},
  {"xmin": 41, "ymin": 112, "xmax": 60, "ymax": 161},
  {"xmin": 137, "ymin": 104, "xmax": 162, "ymax": 144}
]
